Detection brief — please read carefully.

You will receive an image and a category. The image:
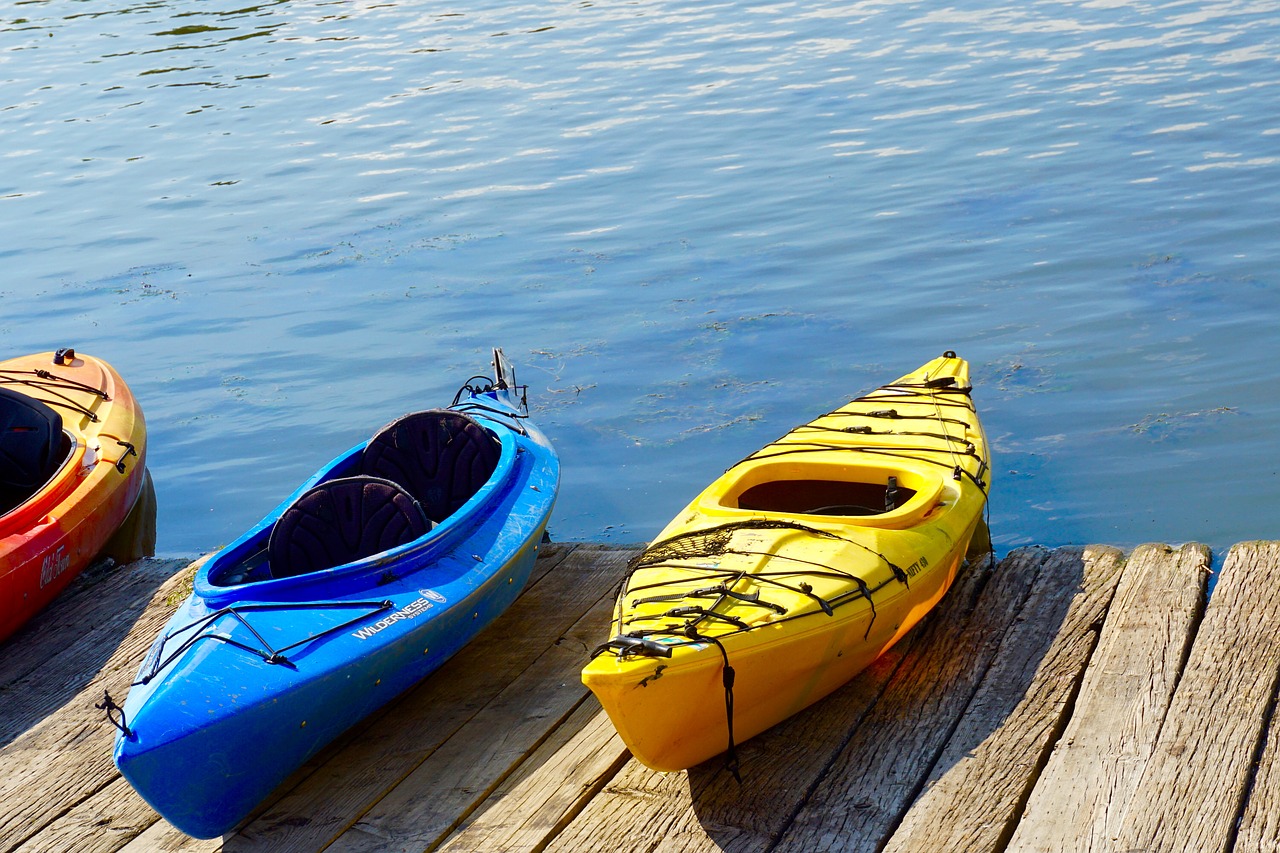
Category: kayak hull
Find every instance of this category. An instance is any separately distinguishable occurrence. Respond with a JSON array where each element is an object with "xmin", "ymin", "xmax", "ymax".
[
  {"xmin": 113, "ymin": 351, "xmax": 558, "ymax": 838},
  {"xmin": 0, "ymin": 350, "xmax": 147, "ymax": 643},
  {"xmin": 119, "ymin": 536, "xmax": 543, "ymax": 838},
  {"xmin": 582, "ymin": 352, "xmax": 990, "ymax": 772}
]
